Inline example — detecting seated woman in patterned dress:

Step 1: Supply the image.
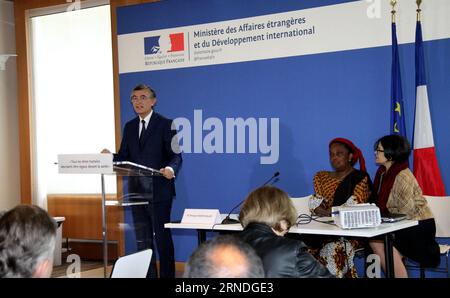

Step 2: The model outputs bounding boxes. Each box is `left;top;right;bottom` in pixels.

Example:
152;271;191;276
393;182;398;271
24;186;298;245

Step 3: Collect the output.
307;137;373;278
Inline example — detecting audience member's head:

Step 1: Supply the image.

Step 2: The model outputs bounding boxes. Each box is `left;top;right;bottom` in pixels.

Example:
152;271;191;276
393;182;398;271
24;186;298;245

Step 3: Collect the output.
0;205;57;278
239;186;297;236
184;235;264;278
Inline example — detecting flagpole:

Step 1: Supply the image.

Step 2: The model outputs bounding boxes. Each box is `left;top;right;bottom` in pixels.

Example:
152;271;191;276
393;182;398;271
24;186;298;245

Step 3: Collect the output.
416;0;422;22
390;0;397;23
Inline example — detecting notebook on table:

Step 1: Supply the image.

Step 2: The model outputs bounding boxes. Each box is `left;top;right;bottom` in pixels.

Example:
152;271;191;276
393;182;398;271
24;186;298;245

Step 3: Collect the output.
381;212;407;223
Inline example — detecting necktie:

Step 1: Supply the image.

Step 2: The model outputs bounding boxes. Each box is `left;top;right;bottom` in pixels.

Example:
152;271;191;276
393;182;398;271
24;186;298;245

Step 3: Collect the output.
139;120;146;147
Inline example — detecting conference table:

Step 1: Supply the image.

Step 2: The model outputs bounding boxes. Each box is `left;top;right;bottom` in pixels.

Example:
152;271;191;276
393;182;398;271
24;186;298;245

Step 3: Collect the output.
165;216;418;278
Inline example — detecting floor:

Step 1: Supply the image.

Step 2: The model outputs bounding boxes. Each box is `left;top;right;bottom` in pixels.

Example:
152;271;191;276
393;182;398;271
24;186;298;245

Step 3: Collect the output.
51;259;184;278
51;260;111;278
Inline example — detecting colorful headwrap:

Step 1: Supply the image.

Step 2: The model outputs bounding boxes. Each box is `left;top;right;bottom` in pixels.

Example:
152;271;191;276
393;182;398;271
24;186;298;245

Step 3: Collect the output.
329;137;366;172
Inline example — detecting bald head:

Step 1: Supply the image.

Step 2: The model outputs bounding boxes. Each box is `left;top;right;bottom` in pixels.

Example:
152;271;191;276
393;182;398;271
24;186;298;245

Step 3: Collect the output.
184;235;264;278
209;244;250;277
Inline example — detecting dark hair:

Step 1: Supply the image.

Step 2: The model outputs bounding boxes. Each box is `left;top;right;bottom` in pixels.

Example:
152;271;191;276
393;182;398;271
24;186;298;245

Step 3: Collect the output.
0;205;57;278
184;235;264;278
374;134;411;163
132;84;156;98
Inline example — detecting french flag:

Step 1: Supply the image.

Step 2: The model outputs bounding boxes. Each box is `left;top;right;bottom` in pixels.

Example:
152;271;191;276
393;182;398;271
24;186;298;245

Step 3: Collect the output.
168;33;184;52
413;19;446;196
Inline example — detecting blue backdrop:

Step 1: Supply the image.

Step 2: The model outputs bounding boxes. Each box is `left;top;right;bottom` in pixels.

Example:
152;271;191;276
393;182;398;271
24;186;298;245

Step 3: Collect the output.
116;0;450;271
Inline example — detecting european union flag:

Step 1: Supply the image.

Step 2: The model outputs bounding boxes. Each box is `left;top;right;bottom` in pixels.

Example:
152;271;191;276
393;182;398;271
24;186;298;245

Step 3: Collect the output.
390;22;406;137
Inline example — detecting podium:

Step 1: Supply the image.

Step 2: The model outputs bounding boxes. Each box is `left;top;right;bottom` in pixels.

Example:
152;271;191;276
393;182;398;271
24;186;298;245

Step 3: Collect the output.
100;161;162;277
57;154;162;278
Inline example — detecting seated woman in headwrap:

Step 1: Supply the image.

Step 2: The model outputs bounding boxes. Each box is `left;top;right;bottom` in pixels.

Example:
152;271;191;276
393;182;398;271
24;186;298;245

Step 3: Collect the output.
307;137;373;278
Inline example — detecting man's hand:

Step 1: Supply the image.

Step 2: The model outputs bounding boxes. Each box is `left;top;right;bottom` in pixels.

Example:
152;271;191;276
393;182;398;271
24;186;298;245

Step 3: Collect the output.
101;148;111;154
160;167;175;180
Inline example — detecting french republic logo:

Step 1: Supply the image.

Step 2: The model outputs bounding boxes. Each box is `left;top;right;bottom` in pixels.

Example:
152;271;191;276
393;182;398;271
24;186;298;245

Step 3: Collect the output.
144;33;184;55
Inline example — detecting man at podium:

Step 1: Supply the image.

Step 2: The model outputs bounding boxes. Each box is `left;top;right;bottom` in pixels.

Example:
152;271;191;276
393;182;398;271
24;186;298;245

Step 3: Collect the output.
103;84;182;278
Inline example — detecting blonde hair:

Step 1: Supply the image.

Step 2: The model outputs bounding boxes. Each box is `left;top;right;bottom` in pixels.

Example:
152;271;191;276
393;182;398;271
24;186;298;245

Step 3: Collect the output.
239;186;297;232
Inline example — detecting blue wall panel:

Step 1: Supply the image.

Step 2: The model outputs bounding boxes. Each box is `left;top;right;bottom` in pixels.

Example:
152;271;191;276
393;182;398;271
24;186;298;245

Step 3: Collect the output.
117;0;450;262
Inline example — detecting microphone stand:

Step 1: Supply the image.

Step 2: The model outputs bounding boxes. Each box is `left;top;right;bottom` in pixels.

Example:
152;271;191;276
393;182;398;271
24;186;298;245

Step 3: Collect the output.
221;172;280;224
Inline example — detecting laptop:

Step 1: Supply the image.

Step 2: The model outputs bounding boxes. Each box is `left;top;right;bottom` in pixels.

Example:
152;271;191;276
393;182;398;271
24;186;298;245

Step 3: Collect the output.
381;212;407;223
110;249;152;278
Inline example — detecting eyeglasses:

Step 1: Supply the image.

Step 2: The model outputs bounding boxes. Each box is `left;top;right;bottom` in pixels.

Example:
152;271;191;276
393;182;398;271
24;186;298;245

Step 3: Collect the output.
375;149;384;154
131;95;152;102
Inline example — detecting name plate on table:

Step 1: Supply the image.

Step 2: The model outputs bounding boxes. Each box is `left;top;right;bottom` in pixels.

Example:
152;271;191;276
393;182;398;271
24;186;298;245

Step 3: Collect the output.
181;209;221;225
58;154;113;174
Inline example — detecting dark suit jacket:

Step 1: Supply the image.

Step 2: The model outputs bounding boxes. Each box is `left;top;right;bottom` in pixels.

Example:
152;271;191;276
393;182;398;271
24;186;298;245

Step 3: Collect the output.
114;112;182;202
238;223;333;278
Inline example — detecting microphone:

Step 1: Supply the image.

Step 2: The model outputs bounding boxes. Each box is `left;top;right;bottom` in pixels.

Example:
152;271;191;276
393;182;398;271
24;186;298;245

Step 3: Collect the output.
221;171;280;224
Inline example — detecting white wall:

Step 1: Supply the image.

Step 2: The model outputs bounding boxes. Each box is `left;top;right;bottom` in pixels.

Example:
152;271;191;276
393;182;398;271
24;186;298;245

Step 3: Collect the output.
0;0;20;210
